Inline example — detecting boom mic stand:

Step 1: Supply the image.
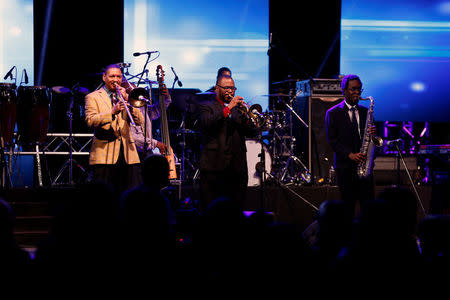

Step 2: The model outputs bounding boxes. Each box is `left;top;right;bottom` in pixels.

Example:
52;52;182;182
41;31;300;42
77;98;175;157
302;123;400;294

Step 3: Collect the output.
257;160;318;212
392;140;426;216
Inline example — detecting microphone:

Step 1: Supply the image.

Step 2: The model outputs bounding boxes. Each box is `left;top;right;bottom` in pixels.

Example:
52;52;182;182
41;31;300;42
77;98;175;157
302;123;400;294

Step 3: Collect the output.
3;66;15;80
267;32;272;56
386;138;403;146
171;67;183;87
24;69;29;84
133;51;159;57
138;95;151;103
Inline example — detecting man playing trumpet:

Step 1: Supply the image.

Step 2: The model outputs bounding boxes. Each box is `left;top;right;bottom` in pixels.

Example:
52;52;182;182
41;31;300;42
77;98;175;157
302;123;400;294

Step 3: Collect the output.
197;74;258;212
85;64;144;194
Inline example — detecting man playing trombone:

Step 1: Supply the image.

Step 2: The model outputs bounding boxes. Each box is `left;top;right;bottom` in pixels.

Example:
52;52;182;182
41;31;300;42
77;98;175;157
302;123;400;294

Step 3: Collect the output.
85;64;144;194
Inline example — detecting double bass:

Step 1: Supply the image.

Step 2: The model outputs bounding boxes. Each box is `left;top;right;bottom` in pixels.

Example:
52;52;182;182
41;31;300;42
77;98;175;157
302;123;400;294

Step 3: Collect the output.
156;65;177;180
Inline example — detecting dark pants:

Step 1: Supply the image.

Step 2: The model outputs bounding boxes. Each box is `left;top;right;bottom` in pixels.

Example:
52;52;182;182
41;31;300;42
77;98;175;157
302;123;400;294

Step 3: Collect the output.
92;145;142;196
336;167;374;219
200;168;248;213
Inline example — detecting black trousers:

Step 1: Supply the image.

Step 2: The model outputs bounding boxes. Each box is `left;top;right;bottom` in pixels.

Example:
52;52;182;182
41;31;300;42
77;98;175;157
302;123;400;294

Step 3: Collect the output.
92;145;142;196
336;167;375;219
200;168;248;213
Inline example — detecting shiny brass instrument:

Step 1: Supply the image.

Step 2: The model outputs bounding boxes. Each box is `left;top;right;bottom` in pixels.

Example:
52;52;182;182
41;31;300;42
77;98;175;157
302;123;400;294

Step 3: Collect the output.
357;96;383;178
120;76;149;108
113;83;138;132
237;102;266;128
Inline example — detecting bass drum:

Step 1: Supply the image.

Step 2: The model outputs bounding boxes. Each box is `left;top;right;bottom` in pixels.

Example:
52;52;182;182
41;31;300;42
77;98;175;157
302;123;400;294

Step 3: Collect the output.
0;83;18;147
246;139;272;187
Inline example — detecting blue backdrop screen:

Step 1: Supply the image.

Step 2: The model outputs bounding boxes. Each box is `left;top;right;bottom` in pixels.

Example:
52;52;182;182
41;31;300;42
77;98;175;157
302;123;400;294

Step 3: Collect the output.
124;0;269;110
341;0;450;122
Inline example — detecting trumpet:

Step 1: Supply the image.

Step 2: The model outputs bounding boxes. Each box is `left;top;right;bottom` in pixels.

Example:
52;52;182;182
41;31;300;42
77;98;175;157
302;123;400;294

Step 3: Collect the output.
237;102;265;128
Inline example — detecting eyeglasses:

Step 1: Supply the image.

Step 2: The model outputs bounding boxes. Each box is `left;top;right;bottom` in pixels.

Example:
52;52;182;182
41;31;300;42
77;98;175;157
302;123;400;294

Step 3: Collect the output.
217;85;237;91
347;87;364;93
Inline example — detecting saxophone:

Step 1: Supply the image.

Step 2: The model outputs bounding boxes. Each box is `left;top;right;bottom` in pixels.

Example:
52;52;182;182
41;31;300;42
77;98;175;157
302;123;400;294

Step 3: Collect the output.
357;96;383;179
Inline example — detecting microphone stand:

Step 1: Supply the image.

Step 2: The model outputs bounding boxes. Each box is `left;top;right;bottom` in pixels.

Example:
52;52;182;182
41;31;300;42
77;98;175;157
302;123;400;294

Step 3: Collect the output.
393;141;426;216
258;161;318;212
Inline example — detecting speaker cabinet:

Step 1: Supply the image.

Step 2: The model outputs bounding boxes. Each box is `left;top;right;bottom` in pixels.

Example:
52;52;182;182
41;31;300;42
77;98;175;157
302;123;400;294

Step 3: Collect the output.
294;79;343;184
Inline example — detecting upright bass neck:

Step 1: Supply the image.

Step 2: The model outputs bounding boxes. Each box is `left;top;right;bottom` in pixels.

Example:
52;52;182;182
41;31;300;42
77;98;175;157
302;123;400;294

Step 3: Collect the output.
156;65;177;180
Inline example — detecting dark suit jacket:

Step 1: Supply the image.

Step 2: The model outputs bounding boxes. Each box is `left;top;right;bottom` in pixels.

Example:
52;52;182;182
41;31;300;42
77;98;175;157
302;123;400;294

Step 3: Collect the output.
325;100;368;169
197;99;256;173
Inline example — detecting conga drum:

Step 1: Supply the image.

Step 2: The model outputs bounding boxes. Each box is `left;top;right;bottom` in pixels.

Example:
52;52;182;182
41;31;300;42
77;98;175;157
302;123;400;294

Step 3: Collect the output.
0;83;17;147
16;86;51;147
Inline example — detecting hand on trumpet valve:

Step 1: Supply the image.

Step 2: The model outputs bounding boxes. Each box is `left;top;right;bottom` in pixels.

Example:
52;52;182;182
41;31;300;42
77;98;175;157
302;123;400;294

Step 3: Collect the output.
228;96;245;110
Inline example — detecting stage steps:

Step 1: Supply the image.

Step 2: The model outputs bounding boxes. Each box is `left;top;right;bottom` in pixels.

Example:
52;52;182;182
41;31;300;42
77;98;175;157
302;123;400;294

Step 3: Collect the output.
3;188;58;251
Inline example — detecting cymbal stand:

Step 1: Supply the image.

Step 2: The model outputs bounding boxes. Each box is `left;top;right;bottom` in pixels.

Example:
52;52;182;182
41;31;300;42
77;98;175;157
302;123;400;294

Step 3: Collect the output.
278;90;311;184
52;85;87;186
176;113;199;183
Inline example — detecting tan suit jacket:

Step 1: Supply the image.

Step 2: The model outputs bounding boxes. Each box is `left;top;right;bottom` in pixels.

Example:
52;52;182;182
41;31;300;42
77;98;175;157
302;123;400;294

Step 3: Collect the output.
85;88;144;165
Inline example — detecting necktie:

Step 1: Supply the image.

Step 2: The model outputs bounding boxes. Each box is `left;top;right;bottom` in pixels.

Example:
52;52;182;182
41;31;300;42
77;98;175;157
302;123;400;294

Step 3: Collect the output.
350;107;361;151
111;93;117;106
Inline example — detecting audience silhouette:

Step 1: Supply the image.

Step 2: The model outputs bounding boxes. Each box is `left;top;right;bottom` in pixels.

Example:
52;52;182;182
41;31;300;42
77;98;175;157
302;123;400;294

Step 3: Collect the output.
3;165;450;297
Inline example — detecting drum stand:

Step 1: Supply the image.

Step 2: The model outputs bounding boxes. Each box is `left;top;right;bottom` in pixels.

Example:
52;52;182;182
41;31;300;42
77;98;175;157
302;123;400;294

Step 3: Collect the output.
52;89;87;186
0;130;13;190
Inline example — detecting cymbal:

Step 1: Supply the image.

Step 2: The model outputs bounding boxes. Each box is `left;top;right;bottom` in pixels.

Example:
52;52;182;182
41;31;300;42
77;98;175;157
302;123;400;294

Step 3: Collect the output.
271;78;300;85
52;86;70;94
130;80;158;85
73;86;89;94
196;91;216;95
261;93;290;97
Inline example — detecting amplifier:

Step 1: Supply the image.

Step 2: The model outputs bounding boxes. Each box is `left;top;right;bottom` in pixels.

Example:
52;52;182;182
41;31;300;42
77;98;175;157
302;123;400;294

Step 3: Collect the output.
373;156;419;186
297;78;343;97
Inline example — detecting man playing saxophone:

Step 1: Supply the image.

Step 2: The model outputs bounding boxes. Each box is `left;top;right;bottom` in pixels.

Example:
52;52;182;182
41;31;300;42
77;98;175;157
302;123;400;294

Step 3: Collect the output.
325;74;377;220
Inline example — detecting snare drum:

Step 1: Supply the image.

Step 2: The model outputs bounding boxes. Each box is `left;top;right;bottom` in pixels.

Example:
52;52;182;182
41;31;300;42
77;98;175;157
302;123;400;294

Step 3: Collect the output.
246;139;272;186
0;83;18;146
16;86;51;146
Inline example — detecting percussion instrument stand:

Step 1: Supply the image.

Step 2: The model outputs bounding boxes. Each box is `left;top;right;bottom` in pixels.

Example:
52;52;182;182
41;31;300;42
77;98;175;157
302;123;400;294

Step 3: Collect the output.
393;141;426;216
52;88;87;186
0;130;13;189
